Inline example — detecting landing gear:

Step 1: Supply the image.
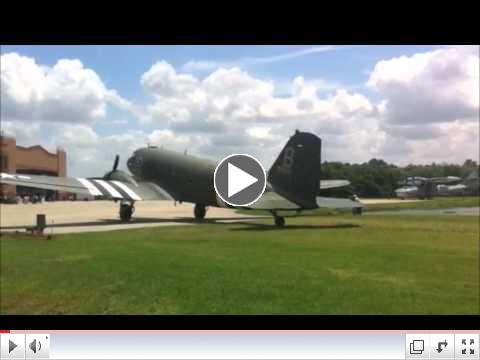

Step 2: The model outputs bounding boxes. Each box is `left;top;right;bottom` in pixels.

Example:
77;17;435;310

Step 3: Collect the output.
119;202;134;222
194;204;206;220
271;211;286;227
274;214;285;227
352;207;362;215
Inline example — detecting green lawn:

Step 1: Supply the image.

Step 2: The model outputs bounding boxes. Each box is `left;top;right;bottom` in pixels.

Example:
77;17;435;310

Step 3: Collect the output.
1;212;478;314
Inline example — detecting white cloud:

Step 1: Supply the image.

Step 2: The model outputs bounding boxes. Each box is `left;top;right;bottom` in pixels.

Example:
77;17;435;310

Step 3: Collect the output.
147;129;193;151
383;121;480;165
366;46;480;163
272;77;350;97
60;130;150;177
0;52;139;177
137;61;383;166
140;63;377;128
367;46;479;125
139;66;275;130
1;52;132;124
2;47;478;179
56;124;99;148
1;120;42;145
246;126;274;140
141;61;198;97
380;123;443;140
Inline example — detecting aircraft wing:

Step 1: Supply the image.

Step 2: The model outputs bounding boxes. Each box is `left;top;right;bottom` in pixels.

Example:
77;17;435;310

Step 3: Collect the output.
319;179;350;189
0;172;173;201
430;176;462;184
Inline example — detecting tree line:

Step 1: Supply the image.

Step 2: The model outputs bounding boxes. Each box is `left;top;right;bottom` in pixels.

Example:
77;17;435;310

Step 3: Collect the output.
320;159;479;198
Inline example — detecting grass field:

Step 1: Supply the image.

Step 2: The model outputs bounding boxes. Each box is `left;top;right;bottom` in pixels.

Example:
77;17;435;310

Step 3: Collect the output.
1;209;479;314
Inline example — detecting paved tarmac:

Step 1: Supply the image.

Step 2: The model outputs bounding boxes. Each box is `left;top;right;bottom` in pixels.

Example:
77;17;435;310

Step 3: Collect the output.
365;207;480;216
359;199;420;205
0;198;422;234
0;201;263;234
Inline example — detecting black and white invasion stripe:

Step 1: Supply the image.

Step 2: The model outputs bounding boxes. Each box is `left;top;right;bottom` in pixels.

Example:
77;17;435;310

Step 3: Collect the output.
77;178;142;201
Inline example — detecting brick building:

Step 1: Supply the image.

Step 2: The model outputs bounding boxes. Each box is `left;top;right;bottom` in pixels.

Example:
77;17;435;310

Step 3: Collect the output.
0;135;68;200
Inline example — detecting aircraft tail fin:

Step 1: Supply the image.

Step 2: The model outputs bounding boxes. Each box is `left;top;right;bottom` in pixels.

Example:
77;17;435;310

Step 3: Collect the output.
267;130;321;208
466;170;479;180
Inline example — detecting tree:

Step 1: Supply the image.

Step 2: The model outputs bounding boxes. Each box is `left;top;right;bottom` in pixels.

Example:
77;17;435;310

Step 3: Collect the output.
320;158;478;198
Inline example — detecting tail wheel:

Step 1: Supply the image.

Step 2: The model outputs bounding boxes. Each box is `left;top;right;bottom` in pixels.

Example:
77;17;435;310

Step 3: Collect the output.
274;216;285;227
352;207;362;216
194;204;206;220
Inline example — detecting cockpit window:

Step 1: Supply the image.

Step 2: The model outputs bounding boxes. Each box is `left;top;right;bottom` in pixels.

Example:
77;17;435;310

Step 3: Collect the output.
127;152;144;175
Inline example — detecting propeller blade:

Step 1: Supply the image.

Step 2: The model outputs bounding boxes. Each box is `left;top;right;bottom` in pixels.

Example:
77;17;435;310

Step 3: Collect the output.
113;155;120;171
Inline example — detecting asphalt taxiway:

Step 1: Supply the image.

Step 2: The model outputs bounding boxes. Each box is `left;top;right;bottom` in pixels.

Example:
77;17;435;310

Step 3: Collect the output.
365;206;480;216
0;198;423;234
0;200;263;234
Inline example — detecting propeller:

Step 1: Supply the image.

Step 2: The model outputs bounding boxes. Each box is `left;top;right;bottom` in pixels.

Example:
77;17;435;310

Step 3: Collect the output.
103;155;120;180
113;155;119;171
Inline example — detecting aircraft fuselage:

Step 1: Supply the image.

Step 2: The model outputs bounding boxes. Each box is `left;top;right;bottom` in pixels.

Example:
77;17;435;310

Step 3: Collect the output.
127;147;220;207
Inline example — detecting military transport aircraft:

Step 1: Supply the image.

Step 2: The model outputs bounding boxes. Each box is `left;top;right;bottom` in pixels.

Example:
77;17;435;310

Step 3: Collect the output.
395;175;463;200
0;130;362;227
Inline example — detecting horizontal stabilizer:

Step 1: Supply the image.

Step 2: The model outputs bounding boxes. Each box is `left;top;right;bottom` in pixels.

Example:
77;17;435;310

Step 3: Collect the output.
319;179;350;189
247;191;300;210
316;196;363;209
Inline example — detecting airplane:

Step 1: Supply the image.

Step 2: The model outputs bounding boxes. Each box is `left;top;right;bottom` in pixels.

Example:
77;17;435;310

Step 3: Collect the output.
437;170;480;196
0;130;363;227
395;175;462;200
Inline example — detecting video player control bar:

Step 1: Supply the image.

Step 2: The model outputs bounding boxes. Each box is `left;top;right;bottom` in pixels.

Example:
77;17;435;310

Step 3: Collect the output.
1;332;479;359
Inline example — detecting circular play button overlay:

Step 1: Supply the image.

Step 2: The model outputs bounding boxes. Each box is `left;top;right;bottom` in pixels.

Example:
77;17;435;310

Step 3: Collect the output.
214;154;266;207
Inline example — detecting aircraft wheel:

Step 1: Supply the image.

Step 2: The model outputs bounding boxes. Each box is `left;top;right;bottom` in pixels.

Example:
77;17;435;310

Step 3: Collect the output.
352;207;362;215
119;203;133;222
274;216;285;227
194;204;206;220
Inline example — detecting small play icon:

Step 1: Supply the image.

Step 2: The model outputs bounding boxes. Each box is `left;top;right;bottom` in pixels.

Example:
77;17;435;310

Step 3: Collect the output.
9;340;18;353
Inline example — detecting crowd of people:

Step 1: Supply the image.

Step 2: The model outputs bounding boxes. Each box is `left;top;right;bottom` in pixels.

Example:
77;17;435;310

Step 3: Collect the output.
1;194;48;204
0;193;77;204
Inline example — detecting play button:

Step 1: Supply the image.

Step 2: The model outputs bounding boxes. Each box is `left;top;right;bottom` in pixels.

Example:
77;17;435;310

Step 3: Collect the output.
214;154;266;206
9;340;17;353
228;163;258;197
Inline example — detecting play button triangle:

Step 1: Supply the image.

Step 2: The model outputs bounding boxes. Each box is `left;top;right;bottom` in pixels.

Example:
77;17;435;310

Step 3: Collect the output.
9;339;18;353
228;162;258;197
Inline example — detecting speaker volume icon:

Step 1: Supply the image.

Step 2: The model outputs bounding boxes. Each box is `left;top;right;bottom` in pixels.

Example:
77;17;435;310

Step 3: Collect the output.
29;339;42;354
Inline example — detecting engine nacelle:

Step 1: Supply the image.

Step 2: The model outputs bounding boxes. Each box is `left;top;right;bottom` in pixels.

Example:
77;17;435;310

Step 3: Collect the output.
104;170;137;185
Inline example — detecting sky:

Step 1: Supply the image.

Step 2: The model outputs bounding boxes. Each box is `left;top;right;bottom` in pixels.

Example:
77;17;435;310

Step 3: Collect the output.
1;45;479;177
